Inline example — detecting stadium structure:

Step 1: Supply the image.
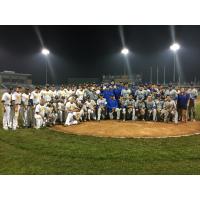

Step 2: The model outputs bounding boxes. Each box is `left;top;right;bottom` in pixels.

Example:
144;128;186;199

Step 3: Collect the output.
102;74;142;84
0;70;34;89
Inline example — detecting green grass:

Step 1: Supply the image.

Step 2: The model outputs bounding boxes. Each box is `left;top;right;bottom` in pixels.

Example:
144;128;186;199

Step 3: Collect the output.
1;128;200;174
0;95;200;174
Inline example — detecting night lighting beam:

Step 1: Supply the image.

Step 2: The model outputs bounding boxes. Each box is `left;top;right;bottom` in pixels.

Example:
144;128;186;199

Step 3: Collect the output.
41;48;50;84
121;48;129;55
170;43;180;82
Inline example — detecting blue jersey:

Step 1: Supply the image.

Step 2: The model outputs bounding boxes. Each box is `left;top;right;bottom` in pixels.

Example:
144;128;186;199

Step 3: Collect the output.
177;93;190;109
107;98;119;111
113;87;122;100
102;89;114;101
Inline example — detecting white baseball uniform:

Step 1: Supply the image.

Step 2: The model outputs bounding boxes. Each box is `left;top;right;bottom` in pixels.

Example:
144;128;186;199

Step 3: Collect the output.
1;92;12;130
12;91;22;130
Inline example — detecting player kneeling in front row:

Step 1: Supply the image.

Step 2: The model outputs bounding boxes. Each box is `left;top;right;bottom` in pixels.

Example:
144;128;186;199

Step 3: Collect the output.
119;96;127;121
155;94;164;121
125;94;136;121
161;95;178;124
97;94;107;121
65;111;80;126
135;97;146;121
34;99;46;129
85;98;96;121
107;95;121;120
45;102;58;126
145;95;156;121
64;97;80;126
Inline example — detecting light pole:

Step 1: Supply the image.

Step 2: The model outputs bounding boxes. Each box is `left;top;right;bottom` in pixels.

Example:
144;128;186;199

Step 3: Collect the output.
41;48;50;85
170;43;180;83
121;47;129;76
163;65;166;85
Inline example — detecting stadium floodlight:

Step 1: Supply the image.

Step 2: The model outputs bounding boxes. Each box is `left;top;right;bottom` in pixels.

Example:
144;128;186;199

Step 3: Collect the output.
170;43;180;83
170;43;180;52
41;48;50;84
121;47;129;55
41;48;50;56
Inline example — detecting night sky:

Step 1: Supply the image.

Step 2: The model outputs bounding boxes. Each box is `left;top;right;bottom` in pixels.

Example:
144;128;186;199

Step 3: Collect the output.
0;25;200;84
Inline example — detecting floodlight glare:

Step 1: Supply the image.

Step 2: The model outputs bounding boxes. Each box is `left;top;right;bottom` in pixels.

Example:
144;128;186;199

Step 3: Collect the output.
121;48;129;55
41;48;50;56
170;43;180;52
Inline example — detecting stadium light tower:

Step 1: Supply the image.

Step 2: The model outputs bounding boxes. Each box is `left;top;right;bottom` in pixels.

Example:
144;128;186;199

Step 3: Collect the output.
121;47;129;75
41;48;50;84
170;43;180;83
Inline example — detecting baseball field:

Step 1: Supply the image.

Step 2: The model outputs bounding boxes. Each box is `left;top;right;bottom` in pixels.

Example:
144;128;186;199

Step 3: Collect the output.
0;98;200;174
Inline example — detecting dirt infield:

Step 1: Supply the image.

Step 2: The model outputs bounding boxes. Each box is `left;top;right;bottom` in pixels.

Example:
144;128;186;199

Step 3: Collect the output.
52;121;200;138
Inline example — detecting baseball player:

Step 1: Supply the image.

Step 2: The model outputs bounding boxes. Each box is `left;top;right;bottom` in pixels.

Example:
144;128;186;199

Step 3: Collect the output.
135;85;146;100
187;83;198;121
51;84;58;99
34;99;46;129
125;94;136;121
1;87;13;130
96;94;107;121
57;85;66;99
121;84;131;99
135;97;146;121
40;84;53;103
45;102;58;126
64;97;80;126
145;95;157;121
76;86;85;101
21;88;30;127
165;84;178;102
162;95;178;123
107;95;121;120
30;86;42;106
12;86;22;130
155;94;164;121
85;98;96;120
119;96;127;121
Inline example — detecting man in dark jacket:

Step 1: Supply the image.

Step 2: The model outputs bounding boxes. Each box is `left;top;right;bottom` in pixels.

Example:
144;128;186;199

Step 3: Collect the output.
177;88;190;122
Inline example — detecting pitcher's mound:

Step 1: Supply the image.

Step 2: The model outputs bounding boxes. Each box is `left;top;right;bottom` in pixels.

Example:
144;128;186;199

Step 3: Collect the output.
52;121;200;138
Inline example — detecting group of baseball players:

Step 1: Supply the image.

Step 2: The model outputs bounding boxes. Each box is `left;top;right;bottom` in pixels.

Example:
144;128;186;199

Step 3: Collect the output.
1;82;198;130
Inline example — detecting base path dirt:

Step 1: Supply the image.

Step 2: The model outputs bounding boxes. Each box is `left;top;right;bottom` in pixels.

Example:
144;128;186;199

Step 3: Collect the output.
52;121;200;138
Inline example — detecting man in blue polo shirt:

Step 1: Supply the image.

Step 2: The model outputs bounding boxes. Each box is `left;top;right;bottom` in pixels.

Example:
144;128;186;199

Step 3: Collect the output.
107;95;121;120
